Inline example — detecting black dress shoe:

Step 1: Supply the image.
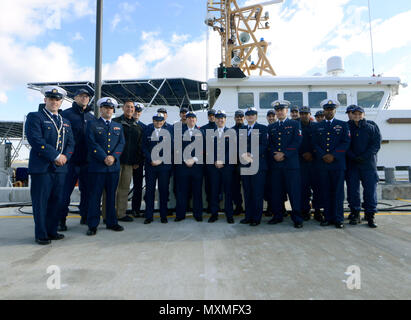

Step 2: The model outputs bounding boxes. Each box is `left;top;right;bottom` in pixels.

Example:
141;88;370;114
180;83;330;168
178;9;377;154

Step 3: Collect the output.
194;216;203;222
208;215;218;223
48;233;65;240
250;221;260;226
240;218;251;224
144;218;153;224
103;219;106;225
367;219;377;228
118;216;133;222
86;228;97;236
335;222;344;229
264;211;273;217
267;218;283;225
294;222;303;229
58;223;67;232
174;217;185;222
35;238;51;245
107;224;124;231
349;211;361;225
227;217;235;224
161;218;168;224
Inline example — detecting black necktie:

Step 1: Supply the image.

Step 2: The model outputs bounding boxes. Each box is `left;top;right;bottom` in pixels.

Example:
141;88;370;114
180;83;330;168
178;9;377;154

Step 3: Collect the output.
52;114;60;127
106;120;110;127
326;120;332;128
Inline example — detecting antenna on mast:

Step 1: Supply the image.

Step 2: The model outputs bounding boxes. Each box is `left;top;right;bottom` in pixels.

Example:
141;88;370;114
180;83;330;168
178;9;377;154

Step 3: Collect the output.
205;0;283;76
368;0;376;77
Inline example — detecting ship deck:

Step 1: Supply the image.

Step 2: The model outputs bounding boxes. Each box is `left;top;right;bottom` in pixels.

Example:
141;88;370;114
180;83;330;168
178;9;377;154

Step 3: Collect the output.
0;202;410;300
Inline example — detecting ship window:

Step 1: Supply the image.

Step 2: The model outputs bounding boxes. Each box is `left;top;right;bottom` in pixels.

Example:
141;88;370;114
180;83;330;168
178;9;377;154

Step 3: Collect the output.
308;92;327;108
357;91;384;109
284;92;303;108
259;92;279;109
238;92;254;109
337;93;347;106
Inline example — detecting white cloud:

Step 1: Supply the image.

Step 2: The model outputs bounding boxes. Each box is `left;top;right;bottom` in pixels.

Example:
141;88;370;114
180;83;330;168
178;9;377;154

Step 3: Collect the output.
119;2;140;12
111;14;122;31
72;32;84;41
0;92;8;103
171;33;190;44
0;36;93;95
0;0;93;39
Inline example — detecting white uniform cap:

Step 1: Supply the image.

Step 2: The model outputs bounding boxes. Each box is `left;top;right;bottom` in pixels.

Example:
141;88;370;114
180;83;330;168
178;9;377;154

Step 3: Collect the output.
320;99;340;108
97;97;118;109
41;86;67;99
271;100;291;108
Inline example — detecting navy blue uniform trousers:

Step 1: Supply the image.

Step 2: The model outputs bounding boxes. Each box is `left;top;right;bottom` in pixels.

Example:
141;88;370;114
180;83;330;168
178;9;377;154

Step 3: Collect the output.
300;162;323;213
131;164;144;213
319;169;345;223
144;166;171;220
206;165;234;218
271;168;303;224
346;166;378;215
31;173;66;240
175;165;203;219
60;163;89;221
232;165;243;209
87;172;120;229
242;169;266;222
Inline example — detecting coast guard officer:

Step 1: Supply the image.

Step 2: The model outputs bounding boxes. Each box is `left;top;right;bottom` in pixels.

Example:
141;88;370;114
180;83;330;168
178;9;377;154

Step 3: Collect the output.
204;110;235;223
239;107;268;226
290;105;300;120
130;102;147;217
298;106;323;221
346;106;381;228
264;109;276;216
85;97;125;235
202;109;217;212
312;99;351;228
179;107;189;125
157;107;174;132
25;86;75;245
267;100;303;228
174;111;204;222
143;113;174;224
231;110;245;215
345;105;355;121
59;89;95;231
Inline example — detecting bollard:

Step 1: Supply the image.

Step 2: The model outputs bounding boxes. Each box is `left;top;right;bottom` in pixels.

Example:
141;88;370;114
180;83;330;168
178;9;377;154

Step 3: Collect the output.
384;167;396;184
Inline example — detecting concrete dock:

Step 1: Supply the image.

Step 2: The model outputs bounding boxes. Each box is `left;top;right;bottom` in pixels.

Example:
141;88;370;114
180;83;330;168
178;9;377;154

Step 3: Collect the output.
0;203;410;300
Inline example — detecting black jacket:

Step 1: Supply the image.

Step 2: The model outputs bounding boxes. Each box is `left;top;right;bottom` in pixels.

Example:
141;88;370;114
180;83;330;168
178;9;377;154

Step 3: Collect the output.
112;115;143;165
61;102;96;165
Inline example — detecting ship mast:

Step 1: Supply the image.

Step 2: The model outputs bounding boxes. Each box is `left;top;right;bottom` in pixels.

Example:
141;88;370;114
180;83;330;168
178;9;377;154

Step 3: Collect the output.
206;0;282;76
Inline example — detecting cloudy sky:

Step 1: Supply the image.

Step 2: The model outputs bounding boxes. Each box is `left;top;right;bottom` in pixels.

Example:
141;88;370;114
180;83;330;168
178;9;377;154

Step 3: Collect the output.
0;0;410;121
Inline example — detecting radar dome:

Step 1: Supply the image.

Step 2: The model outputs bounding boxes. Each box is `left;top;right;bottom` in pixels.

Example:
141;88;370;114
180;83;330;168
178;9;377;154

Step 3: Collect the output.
326;56;345;76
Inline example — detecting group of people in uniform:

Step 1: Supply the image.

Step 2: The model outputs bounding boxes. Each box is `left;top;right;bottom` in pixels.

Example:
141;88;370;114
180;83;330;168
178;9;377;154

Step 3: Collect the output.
25;85;381;245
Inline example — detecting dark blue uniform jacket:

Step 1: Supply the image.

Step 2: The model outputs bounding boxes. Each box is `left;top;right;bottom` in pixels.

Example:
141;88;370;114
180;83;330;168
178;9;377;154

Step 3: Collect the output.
25;110;75;174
